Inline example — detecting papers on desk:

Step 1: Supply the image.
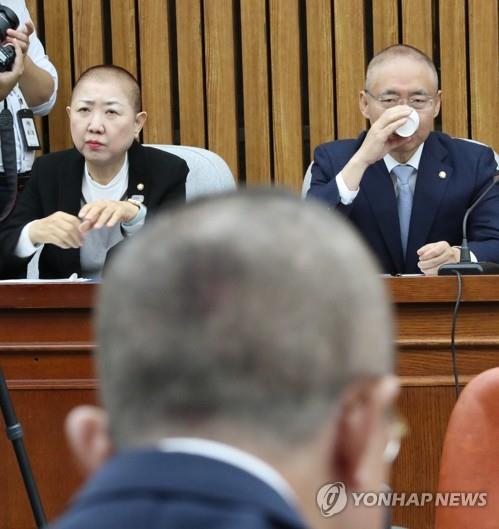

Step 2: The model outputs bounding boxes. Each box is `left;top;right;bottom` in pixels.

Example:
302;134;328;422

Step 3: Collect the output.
0;273;92;284
380;273;424;277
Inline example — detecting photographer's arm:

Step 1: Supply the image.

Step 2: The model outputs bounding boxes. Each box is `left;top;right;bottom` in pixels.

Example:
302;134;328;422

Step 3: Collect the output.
18;55;54;107
6;21;55;107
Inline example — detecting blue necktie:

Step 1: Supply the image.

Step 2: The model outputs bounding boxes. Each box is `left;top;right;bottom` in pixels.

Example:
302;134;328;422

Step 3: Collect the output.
393;164;414;258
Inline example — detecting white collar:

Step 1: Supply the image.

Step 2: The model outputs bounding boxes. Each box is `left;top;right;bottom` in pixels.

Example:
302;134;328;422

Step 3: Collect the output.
84;154;129;189
384;142;424;173
157;437;296;505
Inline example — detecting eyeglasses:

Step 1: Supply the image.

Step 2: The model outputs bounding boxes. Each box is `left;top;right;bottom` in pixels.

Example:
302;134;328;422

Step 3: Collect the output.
364;89;436;110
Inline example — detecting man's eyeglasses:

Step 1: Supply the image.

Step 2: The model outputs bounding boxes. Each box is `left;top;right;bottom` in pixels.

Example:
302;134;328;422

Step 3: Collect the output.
364;89;436;110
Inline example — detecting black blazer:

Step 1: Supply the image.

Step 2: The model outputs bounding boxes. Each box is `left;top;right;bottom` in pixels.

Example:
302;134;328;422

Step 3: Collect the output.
49;450;309;529
0;142;188;279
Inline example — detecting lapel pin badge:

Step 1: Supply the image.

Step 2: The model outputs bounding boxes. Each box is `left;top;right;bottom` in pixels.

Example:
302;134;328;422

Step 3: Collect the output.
438;171;447;179
137;183;144;191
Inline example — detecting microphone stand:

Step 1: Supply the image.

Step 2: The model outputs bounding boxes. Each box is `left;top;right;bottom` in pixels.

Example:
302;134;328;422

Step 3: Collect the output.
439;172;499;275
0;368;47;528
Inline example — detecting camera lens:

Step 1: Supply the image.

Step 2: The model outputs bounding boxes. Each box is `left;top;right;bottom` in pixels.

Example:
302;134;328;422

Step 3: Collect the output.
0;5;19;41
0;43;15;72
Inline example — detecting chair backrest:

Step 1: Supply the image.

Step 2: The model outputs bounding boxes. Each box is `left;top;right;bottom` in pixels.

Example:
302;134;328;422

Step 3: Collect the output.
302;162;313;198
464;138;499;169
301;138;499;199
145;144;236;201
434;367;499;529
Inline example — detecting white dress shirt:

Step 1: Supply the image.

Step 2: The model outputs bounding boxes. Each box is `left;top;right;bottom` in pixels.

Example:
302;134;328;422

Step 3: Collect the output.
158;437;296;506
0;0;58;173
336;143;424;204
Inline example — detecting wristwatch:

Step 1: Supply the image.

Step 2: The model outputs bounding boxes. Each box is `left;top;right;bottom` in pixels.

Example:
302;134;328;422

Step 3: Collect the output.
122;197;147;228
127;198;142;210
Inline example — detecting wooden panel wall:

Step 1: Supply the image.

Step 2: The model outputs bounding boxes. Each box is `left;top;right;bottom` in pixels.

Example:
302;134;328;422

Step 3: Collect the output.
306;0;334;160
468;0;498;146
138;0;174;144
241;0;272;185
372;0;398;52
439;0;468;138
26;1;498;191
204;0;239;177
72;0;105;76
334;0;366;139
270;0;303;189
176;0;206;147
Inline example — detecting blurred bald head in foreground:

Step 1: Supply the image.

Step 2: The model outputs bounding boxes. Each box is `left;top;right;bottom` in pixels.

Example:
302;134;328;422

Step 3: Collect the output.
54;190;399;529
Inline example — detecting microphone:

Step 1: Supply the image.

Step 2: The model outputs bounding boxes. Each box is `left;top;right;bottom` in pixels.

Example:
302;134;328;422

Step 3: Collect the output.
439;170;499;275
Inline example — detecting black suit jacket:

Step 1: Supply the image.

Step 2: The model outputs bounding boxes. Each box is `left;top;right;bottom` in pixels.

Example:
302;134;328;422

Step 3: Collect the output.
308;132;499;274
49;450;308;529
0;142;187;279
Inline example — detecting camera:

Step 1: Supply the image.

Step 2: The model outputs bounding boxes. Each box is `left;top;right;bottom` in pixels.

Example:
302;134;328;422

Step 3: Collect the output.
0;4;18;72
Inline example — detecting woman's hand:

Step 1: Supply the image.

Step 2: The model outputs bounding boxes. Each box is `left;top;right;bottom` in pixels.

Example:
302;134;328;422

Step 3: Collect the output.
78;200;139;232
29;211;84;249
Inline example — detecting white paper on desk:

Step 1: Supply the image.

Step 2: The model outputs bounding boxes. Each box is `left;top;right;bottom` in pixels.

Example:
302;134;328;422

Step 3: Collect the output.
0;274;92;284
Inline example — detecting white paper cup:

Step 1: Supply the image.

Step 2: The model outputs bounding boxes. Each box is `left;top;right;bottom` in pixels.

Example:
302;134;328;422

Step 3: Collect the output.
395;109;419;137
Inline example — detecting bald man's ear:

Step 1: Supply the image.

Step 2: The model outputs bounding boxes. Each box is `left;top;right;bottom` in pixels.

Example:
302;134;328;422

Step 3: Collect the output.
359;91;370;120
329;376;399;490
65;405;113;477
433;90;442;118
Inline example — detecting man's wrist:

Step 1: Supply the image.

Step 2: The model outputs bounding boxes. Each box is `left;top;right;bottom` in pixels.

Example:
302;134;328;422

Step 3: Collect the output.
336;172;359;205
349;152;370;172
342;155;368;192
0;76;19;99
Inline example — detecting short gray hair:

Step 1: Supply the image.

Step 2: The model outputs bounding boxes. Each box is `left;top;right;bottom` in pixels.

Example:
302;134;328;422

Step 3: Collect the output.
366;44;439;91
97;190;393;449
73;64;141;113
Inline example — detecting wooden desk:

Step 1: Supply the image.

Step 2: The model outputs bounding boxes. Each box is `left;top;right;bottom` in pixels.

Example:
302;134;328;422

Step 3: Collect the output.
387;275;499;528
1;277;499;529
0;283;97;528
